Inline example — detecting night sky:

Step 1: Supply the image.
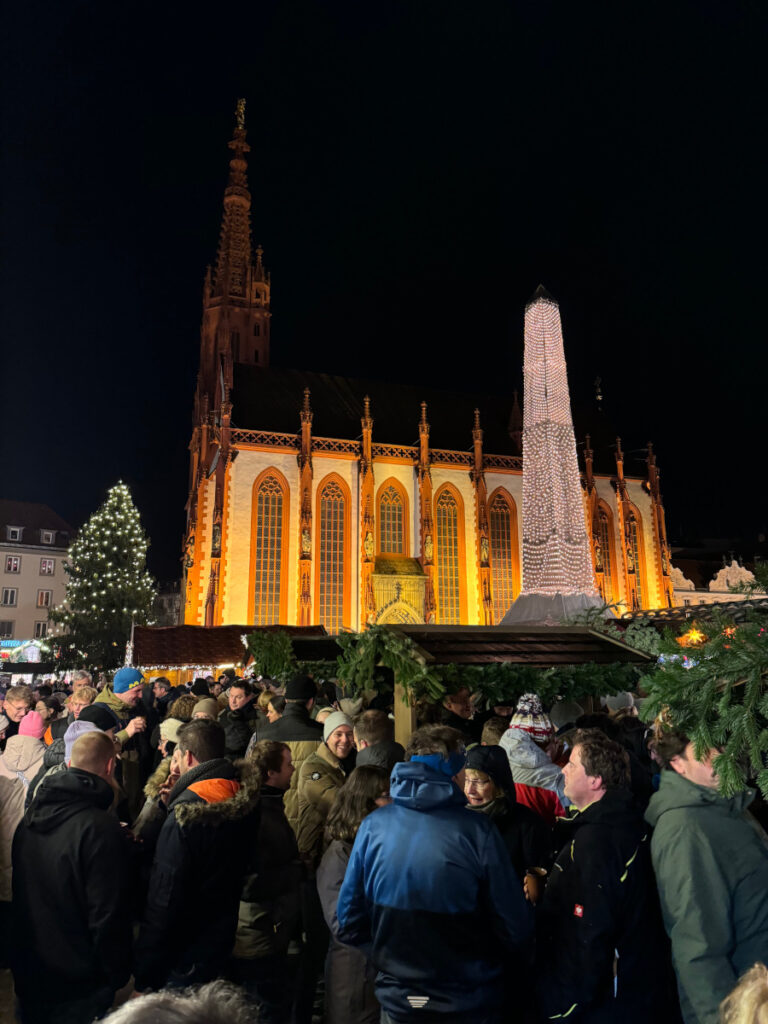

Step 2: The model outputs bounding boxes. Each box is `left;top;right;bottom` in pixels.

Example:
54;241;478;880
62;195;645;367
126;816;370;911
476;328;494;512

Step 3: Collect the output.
3;1;766;581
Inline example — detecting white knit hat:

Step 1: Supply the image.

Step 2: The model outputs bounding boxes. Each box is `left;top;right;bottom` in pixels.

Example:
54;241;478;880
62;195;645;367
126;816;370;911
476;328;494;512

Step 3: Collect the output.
323;710;353;743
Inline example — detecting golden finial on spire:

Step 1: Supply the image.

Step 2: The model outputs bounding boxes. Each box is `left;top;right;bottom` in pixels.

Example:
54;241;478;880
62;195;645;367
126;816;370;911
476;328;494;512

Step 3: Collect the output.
235;98;246;130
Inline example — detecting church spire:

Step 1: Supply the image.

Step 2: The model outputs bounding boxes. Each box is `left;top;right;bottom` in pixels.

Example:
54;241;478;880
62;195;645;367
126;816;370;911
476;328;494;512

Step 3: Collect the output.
213;99;253;298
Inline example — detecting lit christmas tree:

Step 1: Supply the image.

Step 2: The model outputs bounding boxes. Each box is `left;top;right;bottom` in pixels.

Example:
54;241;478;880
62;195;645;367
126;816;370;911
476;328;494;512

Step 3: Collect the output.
503;286;604;623
50;482;157;668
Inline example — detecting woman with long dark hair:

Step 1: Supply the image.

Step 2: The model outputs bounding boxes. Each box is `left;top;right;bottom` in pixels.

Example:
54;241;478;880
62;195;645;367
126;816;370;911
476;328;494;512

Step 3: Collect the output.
317;765;390;1024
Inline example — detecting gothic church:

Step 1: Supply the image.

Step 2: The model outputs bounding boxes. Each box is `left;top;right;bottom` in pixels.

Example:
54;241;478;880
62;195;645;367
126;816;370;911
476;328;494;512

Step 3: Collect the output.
183;106;675;631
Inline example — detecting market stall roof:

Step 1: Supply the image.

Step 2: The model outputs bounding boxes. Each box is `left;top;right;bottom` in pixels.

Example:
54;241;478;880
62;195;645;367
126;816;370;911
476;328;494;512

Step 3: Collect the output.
383;625;652;666
622;597;768;628
131;624;328;670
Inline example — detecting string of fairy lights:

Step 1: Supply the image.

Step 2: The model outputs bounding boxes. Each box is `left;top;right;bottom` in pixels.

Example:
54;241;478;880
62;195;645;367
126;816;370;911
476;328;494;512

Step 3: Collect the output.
520;294;598;597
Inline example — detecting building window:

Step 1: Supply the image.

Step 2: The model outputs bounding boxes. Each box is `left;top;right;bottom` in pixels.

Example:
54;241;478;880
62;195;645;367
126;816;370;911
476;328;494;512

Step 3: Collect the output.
253;323;260;337
37;590;53;608
5;556;20;574
378;483;406;555
597;510;614;601
435;488;462;624
0;622;13;639
628;514;644;608
34;621;48;639
40;558;55;575
41;530;55;544
253;476;284;625
318;478;348;632
489;492;516;624
7;527;20;542
1;589;17;607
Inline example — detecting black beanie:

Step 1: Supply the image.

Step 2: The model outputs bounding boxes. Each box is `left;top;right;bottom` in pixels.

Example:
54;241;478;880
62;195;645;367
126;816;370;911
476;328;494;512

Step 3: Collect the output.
465;745;516;801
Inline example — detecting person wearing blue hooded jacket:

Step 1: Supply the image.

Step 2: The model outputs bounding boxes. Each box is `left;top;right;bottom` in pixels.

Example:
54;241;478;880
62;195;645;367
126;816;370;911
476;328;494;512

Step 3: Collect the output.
336;724;534;1024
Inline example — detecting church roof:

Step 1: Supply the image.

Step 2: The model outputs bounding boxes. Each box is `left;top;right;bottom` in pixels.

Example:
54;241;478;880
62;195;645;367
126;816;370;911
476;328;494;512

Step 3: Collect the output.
231;364;629;472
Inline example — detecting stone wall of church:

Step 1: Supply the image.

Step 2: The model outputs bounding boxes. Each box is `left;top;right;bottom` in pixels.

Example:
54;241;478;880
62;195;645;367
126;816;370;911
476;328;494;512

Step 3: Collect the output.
186;444;667;628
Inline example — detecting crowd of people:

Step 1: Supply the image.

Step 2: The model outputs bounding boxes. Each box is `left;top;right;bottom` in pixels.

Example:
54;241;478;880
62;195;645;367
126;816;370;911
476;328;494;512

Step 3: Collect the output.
0;669;767;1024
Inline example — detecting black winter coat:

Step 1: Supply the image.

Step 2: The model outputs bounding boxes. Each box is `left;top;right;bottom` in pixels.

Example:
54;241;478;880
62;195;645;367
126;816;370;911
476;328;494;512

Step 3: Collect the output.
260;702;323;742
11;768;132;1000
234;785;302;959
134;757;260;992
537;788;671;1023
474;796;553;881
218;702;261;758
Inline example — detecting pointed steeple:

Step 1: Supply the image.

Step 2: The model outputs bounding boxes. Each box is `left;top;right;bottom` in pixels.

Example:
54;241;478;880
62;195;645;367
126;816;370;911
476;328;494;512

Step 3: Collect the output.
213;98;253;299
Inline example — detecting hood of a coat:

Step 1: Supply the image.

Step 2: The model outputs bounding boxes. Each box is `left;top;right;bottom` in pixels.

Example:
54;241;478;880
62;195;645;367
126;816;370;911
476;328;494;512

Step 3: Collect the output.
500;727;551;769
23;766;114;833
169;757;260;828
645;768;754;828
1;735;45;774
390;760;467;812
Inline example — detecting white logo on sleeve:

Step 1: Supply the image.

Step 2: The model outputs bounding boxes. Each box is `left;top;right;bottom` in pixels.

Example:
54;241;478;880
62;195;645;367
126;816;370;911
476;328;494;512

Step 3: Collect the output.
406;996;430;1009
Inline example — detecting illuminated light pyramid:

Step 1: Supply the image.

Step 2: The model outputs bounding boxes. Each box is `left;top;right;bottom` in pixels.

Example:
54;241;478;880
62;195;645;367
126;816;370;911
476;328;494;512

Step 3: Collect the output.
502;285;605;624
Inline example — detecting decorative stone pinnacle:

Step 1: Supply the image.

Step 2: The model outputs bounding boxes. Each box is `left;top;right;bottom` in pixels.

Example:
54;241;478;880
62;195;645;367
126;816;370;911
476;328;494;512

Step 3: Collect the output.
473;408;481;430
302;387;311;413
235;97;246;130
363;395;371;418
420;401;428;424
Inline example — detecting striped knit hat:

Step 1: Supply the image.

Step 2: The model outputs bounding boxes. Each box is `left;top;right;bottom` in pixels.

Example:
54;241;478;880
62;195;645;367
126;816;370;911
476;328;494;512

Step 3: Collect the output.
509;693;554;743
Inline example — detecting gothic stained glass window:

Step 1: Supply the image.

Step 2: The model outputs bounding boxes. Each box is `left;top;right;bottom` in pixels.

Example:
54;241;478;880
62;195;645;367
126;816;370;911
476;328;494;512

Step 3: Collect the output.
319;480;346;632
490;493;516;624
629;514;644;608
379;484;405;554
436;489;461;624
253;476;283;624
598;510;614;598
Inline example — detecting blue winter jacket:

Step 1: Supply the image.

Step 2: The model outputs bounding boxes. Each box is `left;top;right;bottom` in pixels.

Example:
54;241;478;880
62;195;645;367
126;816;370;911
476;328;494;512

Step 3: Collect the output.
337;759;534;1020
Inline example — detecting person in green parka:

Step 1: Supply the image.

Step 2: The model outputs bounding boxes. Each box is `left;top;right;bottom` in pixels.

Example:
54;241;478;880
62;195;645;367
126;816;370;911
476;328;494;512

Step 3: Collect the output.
646;729;768;1024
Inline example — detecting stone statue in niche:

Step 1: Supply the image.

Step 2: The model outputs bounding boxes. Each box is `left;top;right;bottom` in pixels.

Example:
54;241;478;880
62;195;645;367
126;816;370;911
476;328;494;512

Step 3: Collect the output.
480;536;489;564
211;522;221;555
662;549;670;575
424;534;433;561
364;532;374;559
625;541;635;573
301;528;312;556
593;538;603;573
184;534;195;570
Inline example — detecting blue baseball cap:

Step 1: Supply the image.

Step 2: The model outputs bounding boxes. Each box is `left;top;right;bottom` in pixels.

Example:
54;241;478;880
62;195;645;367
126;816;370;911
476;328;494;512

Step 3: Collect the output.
113;667;144;694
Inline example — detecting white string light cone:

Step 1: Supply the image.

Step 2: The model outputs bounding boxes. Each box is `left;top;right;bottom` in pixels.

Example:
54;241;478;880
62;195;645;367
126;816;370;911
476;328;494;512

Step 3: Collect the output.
502;286;607;624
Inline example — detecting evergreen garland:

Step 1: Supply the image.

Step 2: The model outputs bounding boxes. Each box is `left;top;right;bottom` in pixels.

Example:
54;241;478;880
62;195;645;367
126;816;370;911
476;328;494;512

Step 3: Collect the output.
243;630;297;681
50;482;156;670
640;605;768;798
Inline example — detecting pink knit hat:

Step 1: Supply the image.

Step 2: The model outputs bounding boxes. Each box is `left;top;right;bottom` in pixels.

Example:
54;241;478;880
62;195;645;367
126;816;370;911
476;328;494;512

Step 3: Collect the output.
18;711;45;739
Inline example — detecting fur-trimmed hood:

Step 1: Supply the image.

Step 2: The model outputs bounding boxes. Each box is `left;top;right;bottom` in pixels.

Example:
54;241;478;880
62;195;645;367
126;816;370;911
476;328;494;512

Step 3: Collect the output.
169;757;260;829
143;758;172;801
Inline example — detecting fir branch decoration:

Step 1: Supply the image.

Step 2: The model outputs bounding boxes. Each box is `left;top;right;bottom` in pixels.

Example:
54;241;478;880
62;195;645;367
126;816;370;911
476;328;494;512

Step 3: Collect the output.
640;608;768;798
244;630;297;682
335;626;445;703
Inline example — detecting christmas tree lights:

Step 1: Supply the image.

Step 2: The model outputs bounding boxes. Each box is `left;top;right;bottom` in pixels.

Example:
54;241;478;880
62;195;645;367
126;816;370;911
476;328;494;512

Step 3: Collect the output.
49;482;157;668
503;287;603;624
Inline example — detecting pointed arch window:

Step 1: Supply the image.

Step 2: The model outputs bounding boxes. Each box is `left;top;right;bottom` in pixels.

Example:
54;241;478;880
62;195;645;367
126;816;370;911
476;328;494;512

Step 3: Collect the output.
317;476;350;632
596;505;617;605
628;512;645;608
489;491;518;624
377;480;409;555
250;471;289;625
435;487;466;624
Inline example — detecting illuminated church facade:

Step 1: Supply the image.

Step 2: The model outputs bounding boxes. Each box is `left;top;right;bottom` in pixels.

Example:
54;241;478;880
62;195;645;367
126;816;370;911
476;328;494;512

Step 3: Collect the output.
183;106;675;631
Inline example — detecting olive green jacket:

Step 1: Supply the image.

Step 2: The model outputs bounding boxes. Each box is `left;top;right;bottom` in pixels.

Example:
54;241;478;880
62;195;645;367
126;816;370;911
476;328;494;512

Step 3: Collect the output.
296;743;346;865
